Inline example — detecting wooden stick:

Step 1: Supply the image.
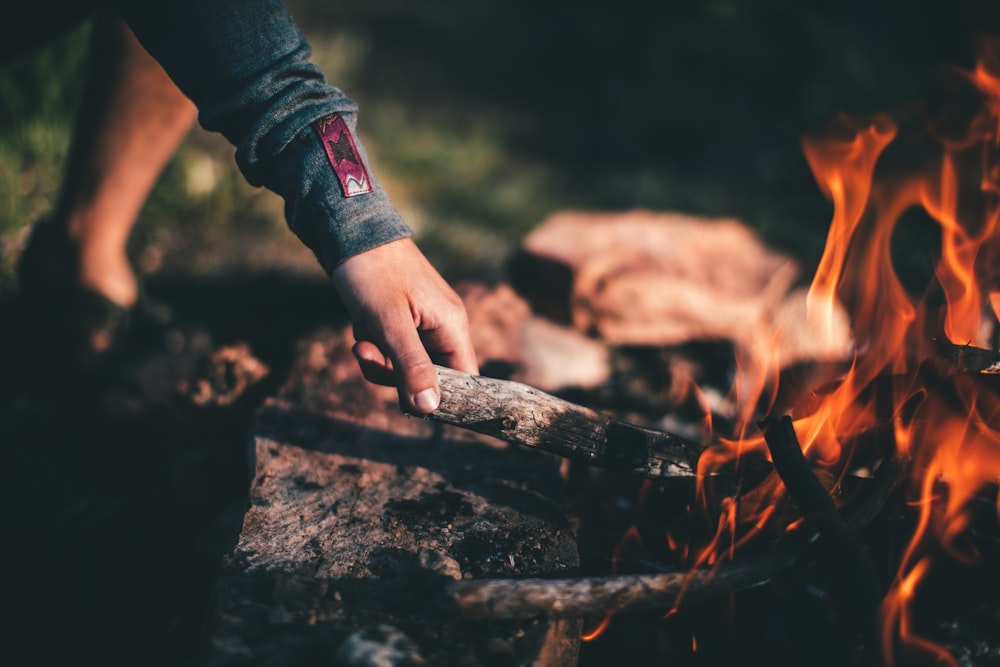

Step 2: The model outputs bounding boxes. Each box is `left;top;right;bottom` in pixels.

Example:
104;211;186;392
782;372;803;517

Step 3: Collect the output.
760;415;882;624
447;545;801;619
445;443;907;620
933;339;1000;374
423;365;704;480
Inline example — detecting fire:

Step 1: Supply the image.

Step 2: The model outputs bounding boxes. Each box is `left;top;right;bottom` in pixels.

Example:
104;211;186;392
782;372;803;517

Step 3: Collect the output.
597;36;1000;663
779;37;1000;663
800;39;1000;665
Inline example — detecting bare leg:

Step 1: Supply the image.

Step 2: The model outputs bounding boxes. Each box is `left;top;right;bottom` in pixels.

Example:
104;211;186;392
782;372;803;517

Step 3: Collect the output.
52;14;197;309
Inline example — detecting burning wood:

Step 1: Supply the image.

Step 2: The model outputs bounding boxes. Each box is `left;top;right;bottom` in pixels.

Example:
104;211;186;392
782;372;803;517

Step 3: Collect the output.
760;414;881;626
446;545;801;620
444;441;908;620
208;37;1000;665
416;337;996;631
934;339;1000;374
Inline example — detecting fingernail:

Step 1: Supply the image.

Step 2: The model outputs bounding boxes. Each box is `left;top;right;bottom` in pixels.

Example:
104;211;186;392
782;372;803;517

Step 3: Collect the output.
412;388;440;413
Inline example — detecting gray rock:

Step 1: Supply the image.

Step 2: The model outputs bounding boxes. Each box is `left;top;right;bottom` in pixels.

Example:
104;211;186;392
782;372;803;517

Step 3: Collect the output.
200;327;582;667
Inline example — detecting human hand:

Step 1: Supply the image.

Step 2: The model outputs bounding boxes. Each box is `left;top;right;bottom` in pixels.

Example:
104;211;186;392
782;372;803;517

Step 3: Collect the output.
331;237;479;414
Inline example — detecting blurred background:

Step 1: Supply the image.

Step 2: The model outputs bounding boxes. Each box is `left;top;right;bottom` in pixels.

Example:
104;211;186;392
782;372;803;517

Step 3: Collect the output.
0;0;983;293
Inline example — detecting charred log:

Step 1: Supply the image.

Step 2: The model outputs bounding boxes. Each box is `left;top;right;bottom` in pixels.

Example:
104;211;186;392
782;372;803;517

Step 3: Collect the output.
446;435;908;620
446;544;800;619
759;415;882;631
934;339;1000;374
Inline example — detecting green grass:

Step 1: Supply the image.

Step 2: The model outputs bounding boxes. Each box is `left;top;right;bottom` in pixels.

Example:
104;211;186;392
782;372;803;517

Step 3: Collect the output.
0;24;89;292
0;20;284;294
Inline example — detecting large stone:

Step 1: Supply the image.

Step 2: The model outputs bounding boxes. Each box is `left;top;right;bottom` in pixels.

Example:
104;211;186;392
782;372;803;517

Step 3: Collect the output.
201;327;582;667
509;210;852;368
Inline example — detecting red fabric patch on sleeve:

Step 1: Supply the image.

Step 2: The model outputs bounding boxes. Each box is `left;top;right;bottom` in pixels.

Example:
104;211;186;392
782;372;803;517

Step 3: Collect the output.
312;114;373;197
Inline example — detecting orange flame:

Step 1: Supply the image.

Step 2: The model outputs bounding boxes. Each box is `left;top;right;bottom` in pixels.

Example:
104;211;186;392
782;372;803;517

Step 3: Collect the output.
590;37;1000;664
624;35;1000;665
804;36;1000;661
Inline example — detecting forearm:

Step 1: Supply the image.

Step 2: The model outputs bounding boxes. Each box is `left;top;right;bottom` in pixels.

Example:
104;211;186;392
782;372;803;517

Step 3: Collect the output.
109;0;411;271
106;0;478;408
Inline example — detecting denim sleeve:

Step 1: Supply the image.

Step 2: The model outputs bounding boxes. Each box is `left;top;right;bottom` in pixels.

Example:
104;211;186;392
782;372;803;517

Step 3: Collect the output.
110;0;412;273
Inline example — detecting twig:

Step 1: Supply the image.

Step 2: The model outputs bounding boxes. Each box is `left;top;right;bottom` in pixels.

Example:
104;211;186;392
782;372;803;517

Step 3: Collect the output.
932;339;1000;374
445;441;908;620
759;414;882;627
446;545;800;619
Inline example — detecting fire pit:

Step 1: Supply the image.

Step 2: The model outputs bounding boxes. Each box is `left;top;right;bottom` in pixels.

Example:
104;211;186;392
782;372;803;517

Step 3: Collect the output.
200;37;1000;667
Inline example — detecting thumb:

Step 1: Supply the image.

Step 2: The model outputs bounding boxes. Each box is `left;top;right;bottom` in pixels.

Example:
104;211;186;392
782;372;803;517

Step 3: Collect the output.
384;326;441;414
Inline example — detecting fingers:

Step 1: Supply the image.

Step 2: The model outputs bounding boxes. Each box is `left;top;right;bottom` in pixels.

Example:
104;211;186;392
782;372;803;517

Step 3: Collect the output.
418;320;479;377
378;317;444;414
354;335;440;413
333;238;479;415
355;309;478;415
